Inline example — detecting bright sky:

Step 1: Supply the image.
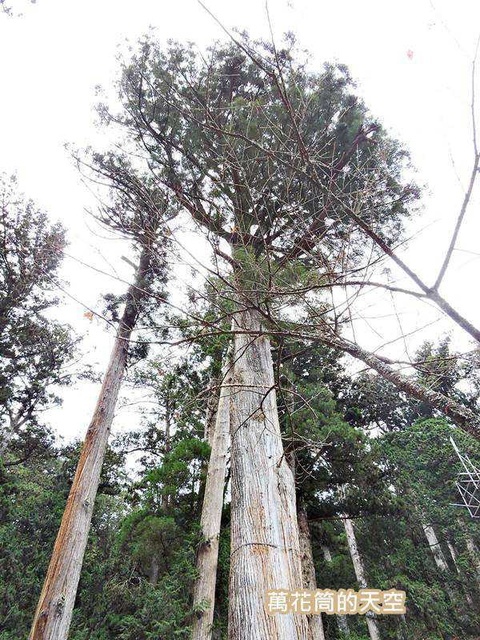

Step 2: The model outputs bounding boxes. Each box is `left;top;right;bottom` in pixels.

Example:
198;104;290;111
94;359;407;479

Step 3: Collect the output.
1;0;479;442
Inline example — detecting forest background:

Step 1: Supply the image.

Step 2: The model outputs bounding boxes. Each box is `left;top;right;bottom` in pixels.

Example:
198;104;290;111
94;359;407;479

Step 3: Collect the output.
2;2;480;640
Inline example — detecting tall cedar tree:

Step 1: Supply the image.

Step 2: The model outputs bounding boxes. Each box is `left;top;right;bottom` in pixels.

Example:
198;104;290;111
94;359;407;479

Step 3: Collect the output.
97;36;433;638
30;156;175;640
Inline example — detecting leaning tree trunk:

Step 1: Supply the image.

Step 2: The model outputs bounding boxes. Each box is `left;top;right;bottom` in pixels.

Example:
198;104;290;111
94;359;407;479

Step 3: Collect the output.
343;516;381;640
191;355;233;640
326;335;479;437
297;505;326;640
30;247;152;640
228;307;309;640
321;543;350;636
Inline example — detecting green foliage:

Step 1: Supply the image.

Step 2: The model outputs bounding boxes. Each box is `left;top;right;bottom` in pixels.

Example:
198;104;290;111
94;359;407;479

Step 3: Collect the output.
0;173;75;456
2;31;479;640
0;445;69;636
100;33;420;326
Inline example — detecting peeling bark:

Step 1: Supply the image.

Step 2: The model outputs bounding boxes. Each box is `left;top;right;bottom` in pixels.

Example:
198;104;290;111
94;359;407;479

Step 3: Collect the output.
191;356;233;640
228;308;309;639
30;246;153;640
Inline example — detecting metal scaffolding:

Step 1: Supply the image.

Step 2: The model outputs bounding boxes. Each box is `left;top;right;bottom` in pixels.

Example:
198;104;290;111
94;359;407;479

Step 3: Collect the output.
450;436;480;519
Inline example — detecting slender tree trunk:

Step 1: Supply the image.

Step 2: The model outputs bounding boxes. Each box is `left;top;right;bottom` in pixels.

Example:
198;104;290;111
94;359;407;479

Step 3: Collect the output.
421;514;462;603
30;247;152;640
422;523;449;572
0;415;20;457
204;373;221;445
228;307;309;640
457;519;480;585
325;335;479;436
446;540;460;574
343;516;381;640
297;506;325;640
149;556;160;586
445;537;474;605
191;356;233;640
464;532;480;584
321;544;350;636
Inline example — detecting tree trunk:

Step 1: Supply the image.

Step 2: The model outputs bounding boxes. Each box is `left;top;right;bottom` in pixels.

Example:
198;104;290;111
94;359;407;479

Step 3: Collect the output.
191;356;233;640
30;247;152;640
456;518;480;588
325;335;479;437
204;373;221;445
297;506;325;640
0;415;20;457
228;307;309;640
343;516;381;640
395;615;408;640
321;544;350;636
149;555;160;586
445;538;474;605
422;523;449;572
421;515;462;603
446;540;460;574
464;533;480;584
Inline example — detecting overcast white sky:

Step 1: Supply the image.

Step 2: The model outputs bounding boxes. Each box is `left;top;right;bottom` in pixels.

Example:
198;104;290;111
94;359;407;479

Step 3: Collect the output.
1;0;479;442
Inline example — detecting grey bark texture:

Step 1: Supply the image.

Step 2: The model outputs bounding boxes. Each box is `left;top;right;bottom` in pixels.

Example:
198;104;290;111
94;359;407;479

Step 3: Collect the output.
343;516;381;640
421;519;475;608
297;506;326;640
422;523;449;572
191;356;233;640
228;308;309;639
30;247;152;640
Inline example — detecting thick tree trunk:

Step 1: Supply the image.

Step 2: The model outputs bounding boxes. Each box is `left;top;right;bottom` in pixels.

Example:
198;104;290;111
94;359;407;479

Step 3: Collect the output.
297;506;326;640
191;357;233;640
228;307;309;640
30;248;151;640
321;544;350;636
343;516;381;640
